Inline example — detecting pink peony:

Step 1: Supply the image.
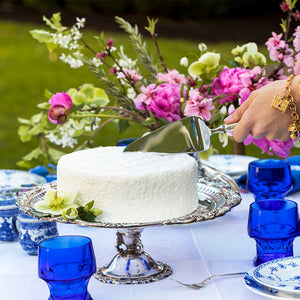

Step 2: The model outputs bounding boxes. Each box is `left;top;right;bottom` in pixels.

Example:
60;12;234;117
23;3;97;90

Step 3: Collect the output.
135;83;181;122
184;89;214;121
212;67;265;104
48;92;73;124
244;135;294;157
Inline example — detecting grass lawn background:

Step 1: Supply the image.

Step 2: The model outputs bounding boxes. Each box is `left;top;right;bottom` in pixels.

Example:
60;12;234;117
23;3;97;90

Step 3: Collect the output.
0;19;296;170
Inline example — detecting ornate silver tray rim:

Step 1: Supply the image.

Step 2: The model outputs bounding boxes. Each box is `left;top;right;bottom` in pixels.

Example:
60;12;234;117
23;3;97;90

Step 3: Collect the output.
16;164;241;229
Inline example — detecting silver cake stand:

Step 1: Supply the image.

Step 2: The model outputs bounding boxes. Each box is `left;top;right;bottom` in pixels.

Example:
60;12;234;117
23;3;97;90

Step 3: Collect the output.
16;163;241;285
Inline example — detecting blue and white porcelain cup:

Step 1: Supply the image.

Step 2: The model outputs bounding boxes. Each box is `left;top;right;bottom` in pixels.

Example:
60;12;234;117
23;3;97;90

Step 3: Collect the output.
0;190;19;241
16;185;59;255
16;211;59;255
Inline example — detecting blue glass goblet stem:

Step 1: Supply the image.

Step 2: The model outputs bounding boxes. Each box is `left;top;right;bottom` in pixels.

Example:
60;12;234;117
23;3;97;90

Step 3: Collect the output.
38;235;96;300
247;159;293;200
248;199;298;266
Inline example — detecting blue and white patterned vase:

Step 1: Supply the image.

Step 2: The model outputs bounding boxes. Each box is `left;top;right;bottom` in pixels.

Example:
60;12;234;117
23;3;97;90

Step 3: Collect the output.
0;190;19;241
17;211;59;255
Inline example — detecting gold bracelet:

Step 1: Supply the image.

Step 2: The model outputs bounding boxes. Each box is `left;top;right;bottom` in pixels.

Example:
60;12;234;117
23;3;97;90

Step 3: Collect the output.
271;74;300;140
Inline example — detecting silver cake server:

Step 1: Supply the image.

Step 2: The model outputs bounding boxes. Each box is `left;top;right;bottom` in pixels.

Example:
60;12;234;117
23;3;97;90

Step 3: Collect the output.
124;116;237;153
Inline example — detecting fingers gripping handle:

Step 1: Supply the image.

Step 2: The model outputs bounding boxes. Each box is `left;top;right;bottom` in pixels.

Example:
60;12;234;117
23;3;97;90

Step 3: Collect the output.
210;123;237;135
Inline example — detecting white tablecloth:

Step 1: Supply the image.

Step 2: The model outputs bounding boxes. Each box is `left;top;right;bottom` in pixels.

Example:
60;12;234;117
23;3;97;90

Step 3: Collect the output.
2;191;300;300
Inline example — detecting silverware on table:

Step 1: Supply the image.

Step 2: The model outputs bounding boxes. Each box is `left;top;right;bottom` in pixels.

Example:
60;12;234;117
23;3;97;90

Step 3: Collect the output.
172;272;247;289
124;116;237;153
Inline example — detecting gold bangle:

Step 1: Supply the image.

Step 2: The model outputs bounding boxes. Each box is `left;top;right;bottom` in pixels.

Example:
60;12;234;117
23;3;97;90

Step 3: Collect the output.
271;74;300;140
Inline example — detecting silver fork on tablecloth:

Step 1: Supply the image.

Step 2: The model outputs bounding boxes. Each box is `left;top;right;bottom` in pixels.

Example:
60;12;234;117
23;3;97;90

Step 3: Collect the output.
172;272;247;289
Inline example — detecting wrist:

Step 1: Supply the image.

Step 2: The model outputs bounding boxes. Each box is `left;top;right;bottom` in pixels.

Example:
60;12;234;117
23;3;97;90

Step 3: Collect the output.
290;75;300;112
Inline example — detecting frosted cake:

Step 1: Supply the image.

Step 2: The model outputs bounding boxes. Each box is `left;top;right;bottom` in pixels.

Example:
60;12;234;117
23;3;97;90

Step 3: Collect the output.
57;146;199;223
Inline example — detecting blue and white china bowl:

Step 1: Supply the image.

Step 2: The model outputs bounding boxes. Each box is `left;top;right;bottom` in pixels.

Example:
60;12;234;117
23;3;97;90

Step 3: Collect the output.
204;154;258;177
17;211;58;255
0;169;46;191
244;268;298;299
0;190;19;241
253;256;300;294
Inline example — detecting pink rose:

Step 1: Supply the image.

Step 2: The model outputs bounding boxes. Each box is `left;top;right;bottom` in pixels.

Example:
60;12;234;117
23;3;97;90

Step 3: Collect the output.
48;93;73;124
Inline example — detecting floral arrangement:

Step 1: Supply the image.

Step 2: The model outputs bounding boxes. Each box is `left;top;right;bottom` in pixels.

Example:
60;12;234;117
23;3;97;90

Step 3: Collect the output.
18;0;300;169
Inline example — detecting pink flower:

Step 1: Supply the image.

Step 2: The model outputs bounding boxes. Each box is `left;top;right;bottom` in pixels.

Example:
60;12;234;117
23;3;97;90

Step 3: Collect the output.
48;93;73;124
266;32;294;65
213;66;269;105
117;68;143;84
293;26;300;52
212;67;245;103
135;83;181;122
184;89;214;121
280;1;289;12
294;53;300;74
157;70;186;85
244;135;294;157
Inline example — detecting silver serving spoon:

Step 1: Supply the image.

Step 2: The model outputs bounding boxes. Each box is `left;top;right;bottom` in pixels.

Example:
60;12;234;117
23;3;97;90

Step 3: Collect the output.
124;116;237;153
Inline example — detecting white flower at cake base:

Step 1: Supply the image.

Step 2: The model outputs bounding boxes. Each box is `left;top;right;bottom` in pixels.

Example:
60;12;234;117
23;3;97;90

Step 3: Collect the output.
34;188;103;222
34;189;78;215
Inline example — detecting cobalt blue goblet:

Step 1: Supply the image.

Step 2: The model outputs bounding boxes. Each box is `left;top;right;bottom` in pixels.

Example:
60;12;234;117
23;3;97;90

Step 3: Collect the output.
247;159;293;200
248;199;298;266
38;235;96;300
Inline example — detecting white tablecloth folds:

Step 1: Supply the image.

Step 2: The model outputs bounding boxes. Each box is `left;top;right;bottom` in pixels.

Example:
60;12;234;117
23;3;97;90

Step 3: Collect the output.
2;191;300;300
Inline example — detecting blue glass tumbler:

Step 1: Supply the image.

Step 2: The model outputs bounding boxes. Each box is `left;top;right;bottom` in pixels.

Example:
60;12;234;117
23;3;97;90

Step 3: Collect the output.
117;138;137;146
247;159;293;200
248;199;298;266
38;235;96;300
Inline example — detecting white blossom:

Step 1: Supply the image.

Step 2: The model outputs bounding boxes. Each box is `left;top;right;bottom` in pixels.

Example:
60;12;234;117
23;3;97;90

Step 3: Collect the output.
180;56;189;67
71;27;83;40
60;53;84;68
198;43;207;52
76;17;86;29
118;46;137;69
220;106;227;115
126;87;137;101
228;104;235;115
91;57;103;67
52;33;72;49
218;133;229;147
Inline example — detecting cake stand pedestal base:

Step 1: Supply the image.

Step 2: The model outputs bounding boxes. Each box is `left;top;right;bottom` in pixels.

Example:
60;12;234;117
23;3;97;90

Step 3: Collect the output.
94;228;172;284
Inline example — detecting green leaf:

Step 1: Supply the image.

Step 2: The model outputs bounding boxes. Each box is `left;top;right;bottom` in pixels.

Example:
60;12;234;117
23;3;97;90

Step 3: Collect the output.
46;42;57;53
43;13;62;30
199;146;214;160
48;147;65;162
18;125;32;142
17;118;31;125
143;113;156;126
37;102;51;110
44;89;53;99
84;200;94;212
31;112;43;123
29;124;44;135
30;29;53;43
117;119;130;134
23;147;42;161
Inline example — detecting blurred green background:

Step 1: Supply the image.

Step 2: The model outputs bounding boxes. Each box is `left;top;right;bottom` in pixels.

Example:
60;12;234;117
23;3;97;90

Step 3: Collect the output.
0;0;298;170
